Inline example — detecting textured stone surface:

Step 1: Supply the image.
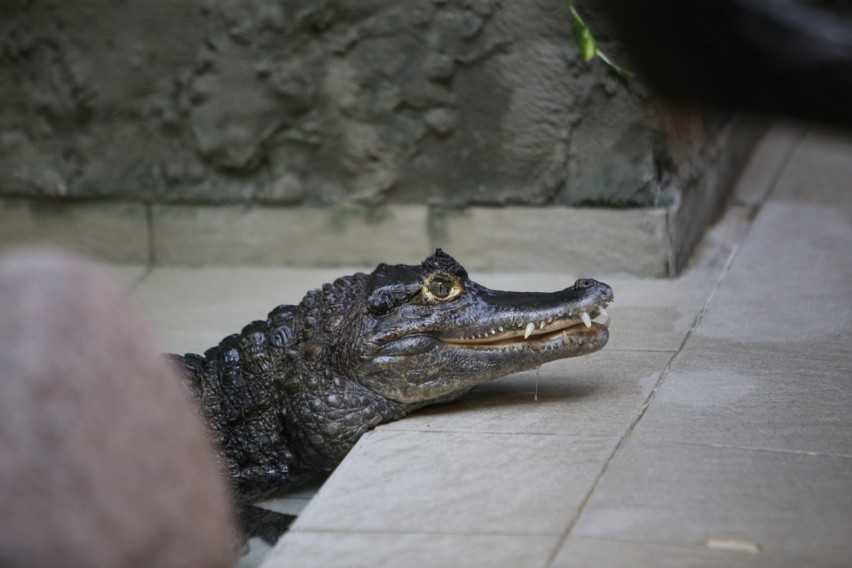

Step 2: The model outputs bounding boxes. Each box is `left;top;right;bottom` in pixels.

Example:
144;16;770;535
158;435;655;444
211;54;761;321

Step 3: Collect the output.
0;0;749;211
0;1;762;275
0;199;149;262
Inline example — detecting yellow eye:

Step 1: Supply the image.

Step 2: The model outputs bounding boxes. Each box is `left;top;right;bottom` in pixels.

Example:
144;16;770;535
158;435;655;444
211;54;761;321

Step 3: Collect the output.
423;274;462;301
429;279;453;298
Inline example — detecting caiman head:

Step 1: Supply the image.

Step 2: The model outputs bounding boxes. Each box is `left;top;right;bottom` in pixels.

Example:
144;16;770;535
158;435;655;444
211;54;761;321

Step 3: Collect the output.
351;249;613;408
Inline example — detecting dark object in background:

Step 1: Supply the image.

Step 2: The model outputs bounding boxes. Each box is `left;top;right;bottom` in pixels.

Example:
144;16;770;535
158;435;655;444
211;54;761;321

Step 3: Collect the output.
599;0;852;128
0;249;237;568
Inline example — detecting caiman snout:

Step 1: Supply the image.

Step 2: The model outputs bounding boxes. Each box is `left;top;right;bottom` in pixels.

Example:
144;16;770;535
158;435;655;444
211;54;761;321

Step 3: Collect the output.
574;278;614;303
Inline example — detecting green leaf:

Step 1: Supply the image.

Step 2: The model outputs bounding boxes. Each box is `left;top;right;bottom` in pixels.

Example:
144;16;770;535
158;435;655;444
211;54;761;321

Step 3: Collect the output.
569;5;597;62
567;0;635;78
597;49;636;79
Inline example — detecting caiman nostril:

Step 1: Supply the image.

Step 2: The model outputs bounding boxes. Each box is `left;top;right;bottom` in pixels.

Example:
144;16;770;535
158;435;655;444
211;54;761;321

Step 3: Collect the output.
574;278;598;290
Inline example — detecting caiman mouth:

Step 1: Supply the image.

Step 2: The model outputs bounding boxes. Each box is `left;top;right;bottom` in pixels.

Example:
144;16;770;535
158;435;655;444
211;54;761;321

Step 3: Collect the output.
442;302;612;352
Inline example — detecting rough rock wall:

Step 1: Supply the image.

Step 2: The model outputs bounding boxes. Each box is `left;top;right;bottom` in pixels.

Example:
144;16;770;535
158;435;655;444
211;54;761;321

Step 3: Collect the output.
0;0;718;208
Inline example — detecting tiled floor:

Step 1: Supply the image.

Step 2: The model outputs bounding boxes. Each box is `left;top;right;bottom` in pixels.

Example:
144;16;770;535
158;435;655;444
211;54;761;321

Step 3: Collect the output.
120;123;850;567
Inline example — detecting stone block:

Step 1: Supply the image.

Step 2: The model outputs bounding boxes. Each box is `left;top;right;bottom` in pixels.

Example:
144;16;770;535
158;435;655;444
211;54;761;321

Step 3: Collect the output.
431;206;671;276
667;117;766;273
0;199;149;263
151;205;431;267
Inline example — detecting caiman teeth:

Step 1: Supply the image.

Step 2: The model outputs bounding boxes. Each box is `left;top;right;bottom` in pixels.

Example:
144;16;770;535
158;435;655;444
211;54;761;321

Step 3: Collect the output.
444;303;611;348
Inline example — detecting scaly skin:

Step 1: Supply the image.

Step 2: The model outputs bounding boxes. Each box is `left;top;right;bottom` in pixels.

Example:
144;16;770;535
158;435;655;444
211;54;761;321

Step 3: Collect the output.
172;250;613;504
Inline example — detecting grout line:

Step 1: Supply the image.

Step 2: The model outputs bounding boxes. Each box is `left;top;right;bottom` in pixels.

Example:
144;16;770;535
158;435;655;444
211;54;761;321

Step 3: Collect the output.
555;534;726;551
544;172;766;568
145;202;156;267
667;440;852;461
664;199;677;277
289;526;563;538
128;264;155;291
761;125;810;204
376;426;619;438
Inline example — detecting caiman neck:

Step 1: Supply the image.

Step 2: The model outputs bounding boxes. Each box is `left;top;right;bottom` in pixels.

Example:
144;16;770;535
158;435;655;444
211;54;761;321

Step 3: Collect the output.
280;275;407;471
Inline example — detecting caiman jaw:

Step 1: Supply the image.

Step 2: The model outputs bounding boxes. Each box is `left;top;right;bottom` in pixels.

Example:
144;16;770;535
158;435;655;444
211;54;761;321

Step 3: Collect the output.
442;303;612;352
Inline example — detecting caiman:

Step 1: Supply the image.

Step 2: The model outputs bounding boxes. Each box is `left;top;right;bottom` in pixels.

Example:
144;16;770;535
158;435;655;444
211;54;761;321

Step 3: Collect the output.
172;249;613;513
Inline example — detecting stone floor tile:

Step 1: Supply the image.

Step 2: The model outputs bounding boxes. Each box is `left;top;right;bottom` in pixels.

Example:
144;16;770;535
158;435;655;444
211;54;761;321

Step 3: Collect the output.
152;204;430;267
293;430;618;536
633;348;852;456
566;132;852;567
599;277;713;352
132;265;360;354
265;532;556;568
573;442;852;563
771;127;852;210
553;536;832;568
692;203;851;349
239;539;274;568
733;122;807;208
632;200;852;455
256;480;325;517
383;350;669;437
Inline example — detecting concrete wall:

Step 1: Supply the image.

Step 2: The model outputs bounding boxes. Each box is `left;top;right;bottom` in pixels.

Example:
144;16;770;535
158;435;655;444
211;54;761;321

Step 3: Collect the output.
0;0;760;275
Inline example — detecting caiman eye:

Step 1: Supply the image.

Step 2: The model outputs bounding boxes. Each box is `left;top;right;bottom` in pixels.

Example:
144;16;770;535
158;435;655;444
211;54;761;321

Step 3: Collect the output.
429;279;452;297
423;274;462;301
